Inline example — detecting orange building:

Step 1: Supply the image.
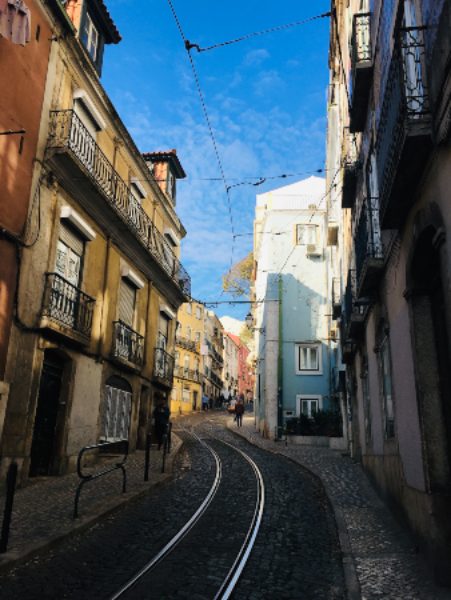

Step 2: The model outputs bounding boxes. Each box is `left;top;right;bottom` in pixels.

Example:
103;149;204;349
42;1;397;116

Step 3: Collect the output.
227;333;254;401
0;0;56;415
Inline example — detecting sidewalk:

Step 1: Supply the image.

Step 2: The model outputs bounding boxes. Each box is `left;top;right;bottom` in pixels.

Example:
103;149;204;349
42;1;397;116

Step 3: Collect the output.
229;415;451;600
0;436;181;573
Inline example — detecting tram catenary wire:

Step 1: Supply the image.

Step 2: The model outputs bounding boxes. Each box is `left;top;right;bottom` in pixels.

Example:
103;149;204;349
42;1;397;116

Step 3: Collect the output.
109;429;265;600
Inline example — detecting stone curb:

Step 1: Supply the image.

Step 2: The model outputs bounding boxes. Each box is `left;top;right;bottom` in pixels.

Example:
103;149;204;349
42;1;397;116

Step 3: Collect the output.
0;435;183;575
226;420;362;600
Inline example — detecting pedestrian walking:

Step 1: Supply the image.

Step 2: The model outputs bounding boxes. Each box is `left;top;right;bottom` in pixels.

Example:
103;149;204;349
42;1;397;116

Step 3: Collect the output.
153;400;170;450
202;393;209;411
235;399;244;427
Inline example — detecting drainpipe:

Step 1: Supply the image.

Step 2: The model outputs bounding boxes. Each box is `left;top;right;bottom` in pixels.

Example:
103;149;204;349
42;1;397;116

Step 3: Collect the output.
277;274;283;439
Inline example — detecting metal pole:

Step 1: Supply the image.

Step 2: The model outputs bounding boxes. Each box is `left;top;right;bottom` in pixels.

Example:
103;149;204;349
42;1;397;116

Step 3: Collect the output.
144;433;152;482
0;463;18;553
167;422;172;454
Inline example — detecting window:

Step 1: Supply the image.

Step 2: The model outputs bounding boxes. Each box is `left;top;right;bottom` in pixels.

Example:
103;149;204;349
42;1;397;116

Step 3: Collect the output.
119;279;136;327
182;387;190;403
186;326;191;340
81;12;99;62
296;395;322;418
167;169;176;201
186;303;192;314
101;377;132;442
377;329;395;438
296;224;318;245
295;343;322;374
158;313;170;350
196;306;202;319
195;331;201;343
184;355;190;376
56;222;84;287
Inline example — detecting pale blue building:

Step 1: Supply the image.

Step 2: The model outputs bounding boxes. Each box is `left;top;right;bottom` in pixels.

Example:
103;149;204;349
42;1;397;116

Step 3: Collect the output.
253;177;338;438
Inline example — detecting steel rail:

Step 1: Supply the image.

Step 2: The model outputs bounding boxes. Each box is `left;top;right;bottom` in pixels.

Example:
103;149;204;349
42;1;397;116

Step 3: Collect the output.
212;438;265;600
109;430;221;600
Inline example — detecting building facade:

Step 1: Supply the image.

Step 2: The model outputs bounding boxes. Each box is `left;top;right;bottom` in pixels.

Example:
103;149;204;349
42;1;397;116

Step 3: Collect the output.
202;311;224;403
253;177;338;438
226;333;254;401
328;0;451;581
172;300;204;414
0;0;190;482
222;332;239;400
0;0;55;436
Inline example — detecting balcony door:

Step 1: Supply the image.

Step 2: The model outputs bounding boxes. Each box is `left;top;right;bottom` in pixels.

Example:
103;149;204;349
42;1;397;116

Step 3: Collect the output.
54;223;84;328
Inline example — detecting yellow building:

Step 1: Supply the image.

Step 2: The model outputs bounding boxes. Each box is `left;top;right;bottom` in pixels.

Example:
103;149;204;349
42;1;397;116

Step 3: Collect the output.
171;301;205;414
0;0;190;481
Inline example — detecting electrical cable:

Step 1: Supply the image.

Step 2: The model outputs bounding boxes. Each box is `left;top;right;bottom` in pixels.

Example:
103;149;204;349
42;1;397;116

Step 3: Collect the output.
184;11;332;53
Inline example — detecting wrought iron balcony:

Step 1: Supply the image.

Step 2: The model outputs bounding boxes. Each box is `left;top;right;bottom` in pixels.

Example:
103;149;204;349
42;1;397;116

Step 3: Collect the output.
332;277;342;320
354;197;384;296
376;27;432;229
342;270;366;345
342;129;359;209
175;335;198;352
41;272;95;341
111;321;144;367
153;347;174;387
47;110;191;298
349;12;373;132
174;365;201;383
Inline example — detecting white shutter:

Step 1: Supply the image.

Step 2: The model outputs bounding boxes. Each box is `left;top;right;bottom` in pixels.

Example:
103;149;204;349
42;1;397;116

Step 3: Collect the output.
119;279;135;326
102;385;132;442
59;222;84;256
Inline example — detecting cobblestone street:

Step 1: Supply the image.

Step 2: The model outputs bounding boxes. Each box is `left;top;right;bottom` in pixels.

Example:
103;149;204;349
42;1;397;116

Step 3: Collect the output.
0;411;450;599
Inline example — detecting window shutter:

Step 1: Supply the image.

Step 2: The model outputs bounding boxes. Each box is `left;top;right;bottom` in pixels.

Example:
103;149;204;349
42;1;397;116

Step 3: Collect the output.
59;222;84;256
119;279;135;326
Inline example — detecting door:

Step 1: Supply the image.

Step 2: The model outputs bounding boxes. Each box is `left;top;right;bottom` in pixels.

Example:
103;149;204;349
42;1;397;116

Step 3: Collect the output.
193;390;198;411
29;354;65;476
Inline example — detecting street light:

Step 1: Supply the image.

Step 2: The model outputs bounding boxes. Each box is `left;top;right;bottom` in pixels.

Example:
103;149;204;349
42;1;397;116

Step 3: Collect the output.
245;312;265;333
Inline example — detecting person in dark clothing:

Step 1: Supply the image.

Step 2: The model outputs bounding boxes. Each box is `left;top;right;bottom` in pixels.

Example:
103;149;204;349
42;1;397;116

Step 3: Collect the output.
153;401;170;450
235;400;245;427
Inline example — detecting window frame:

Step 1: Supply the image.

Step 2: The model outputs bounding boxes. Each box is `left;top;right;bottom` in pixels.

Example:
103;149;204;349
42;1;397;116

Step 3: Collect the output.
377;330;396;439
295;223;319;246
295;343;322;375
296;394;323;418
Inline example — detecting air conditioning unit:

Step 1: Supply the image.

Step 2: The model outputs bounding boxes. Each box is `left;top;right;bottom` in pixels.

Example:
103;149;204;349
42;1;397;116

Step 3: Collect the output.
306;244;322;257
329;327;337;341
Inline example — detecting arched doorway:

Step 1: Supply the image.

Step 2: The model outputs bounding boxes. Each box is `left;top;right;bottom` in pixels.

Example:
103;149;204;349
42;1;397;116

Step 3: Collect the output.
407;213;451;492
29;350;69;476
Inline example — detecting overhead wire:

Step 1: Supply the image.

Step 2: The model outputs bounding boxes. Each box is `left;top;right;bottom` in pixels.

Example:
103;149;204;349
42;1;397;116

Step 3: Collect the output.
166;0;236;294
184;11;332;53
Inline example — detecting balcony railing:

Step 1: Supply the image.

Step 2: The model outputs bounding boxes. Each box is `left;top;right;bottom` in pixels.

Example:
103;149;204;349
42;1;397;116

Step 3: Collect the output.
354;198;384;296
175;336;198;352
349;12;373;132
112;321;144;367
376;27;432;228
342;270;366;344
47;110;191;297
332;277;341;320
153;347;174;387
41;272;95;340
342;129;359;208
174;365;201;383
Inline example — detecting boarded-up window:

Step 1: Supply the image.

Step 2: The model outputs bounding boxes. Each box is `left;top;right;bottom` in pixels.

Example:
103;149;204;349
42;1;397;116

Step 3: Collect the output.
101;384;132;441
119;279;136;326
56;223;84;286
158;313;170;349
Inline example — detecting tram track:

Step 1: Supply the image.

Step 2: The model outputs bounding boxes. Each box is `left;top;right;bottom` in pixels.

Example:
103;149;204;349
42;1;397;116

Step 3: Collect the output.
110;429;265;600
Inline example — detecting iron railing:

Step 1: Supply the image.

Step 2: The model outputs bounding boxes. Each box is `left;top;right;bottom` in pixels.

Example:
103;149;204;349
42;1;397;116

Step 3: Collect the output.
376;27;429;219
174;365;201;383
153;347;174;386
175;336;198;352
41;272;95;339
354;197;383;285
47;110;191;297
112;321;144;367
342;129;359;208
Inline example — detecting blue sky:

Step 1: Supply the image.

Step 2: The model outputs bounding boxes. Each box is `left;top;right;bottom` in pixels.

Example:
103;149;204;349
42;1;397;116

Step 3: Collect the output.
102;1;331;319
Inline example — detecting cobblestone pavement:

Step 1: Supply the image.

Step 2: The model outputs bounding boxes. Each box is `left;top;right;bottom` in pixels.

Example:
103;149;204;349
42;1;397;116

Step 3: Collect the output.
227;413;451;600
0;416;345;599
0;436;182;571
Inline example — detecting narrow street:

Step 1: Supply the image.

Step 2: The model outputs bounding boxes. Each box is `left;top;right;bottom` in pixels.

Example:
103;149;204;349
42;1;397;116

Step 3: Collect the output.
0;413;344;599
